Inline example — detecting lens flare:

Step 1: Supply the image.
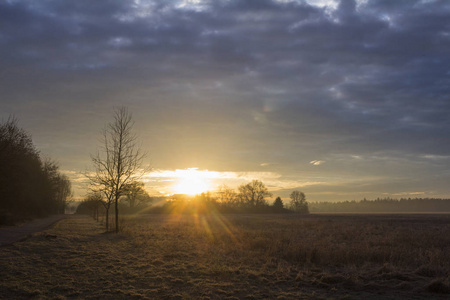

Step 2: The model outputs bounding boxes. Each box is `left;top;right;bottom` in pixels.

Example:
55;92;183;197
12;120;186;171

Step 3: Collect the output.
173;168;212;195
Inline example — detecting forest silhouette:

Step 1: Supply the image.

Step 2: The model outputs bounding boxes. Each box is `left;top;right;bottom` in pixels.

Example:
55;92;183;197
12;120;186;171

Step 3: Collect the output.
0;117;71;225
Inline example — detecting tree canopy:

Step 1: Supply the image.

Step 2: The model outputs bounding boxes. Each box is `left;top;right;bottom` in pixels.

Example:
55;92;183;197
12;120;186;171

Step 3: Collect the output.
0;117;72;224
289;190;309;214
237;180;272;208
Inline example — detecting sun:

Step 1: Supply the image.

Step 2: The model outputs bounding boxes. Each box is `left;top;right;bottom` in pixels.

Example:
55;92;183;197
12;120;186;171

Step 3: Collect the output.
173;168;212;195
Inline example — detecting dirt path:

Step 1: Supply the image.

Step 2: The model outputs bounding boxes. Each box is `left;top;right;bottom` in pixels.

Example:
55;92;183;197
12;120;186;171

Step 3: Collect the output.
0;214;69;246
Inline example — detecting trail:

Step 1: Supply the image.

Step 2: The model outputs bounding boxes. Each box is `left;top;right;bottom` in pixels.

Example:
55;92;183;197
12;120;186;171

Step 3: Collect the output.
0;214;68;246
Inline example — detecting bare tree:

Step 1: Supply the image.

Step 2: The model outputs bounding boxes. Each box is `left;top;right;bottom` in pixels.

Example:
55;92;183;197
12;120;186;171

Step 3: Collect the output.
89;185;114;230
216;184;238;207
289;190;309;214
122;181;151;208
89;107;146;232
238;180;272;208
87;156;114;230
83;192;103;221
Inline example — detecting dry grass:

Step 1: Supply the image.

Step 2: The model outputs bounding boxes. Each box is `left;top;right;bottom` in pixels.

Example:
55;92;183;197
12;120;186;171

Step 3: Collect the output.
0;213;449;299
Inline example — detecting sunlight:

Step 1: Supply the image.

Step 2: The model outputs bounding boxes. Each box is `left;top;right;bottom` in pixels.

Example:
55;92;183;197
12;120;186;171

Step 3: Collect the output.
143;168;291;196
172;168;213;195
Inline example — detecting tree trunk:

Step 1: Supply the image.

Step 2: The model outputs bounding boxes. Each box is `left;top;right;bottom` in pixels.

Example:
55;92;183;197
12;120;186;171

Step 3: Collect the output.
115;197;119;233
105;208;109;231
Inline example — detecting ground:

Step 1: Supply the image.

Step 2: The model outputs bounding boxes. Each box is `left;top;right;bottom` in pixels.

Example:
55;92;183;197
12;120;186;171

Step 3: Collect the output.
0;213;449;299
0;214;67;246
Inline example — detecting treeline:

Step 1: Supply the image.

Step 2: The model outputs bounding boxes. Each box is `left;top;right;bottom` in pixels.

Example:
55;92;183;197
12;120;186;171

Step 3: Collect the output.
309;198;450;213
151;191;284;214
0;117;72;225
76;181;153;228
77;180;309;219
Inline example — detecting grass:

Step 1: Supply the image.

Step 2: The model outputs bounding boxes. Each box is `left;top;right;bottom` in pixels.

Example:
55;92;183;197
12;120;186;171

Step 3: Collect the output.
0;213;449;299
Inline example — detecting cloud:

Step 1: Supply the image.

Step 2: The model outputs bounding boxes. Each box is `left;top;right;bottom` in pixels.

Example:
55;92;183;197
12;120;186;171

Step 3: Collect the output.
144;168;282;182
2;0;450;201
422;154;450;161
310;160;325;166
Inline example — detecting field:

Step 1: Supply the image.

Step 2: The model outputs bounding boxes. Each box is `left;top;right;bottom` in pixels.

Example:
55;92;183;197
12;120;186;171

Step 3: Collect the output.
1;213;449;299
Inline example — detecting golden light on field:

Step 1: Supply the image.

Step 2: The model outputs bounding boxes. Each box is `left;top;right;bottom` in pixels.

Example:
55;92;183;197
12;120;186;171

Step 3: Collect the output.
172;168;214;195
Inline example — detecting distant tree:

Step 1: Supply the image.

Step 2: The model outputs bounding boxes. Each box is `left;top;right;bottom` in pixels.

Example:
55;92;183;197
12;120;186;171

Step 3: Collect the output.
289;191;309;214
195;191;214;203
216;184;238;207
42;159;73;214
238;180;272;208
273;197;284;210
308;197;450;213
76;193;104;220
122;181;151;208
88;107;146;233
88;193;103;221
54;174;73;214
191;191;216;213
87;168;114;230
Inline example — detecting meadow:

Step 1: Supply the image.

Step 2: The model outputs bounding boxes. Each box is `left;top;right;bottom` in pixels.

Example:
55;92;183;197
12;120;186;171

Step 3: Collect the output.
0;213;449;299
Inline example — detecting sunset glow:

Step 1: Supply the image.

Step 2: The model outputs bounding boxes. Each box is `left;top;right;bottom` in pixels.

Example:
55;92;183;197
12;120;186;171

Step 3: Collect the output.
172;168;214;195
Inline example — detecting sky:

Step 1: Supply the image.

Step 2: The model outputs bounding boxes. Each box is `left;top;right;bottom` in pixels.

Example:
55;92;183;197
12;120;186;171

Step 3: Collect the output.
1;0;450;202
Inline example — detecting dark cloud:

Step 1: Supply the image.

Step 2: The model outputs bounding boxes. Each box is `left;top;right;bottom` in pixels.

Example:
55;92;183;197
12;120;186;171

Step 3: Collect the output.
1;0;449;199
